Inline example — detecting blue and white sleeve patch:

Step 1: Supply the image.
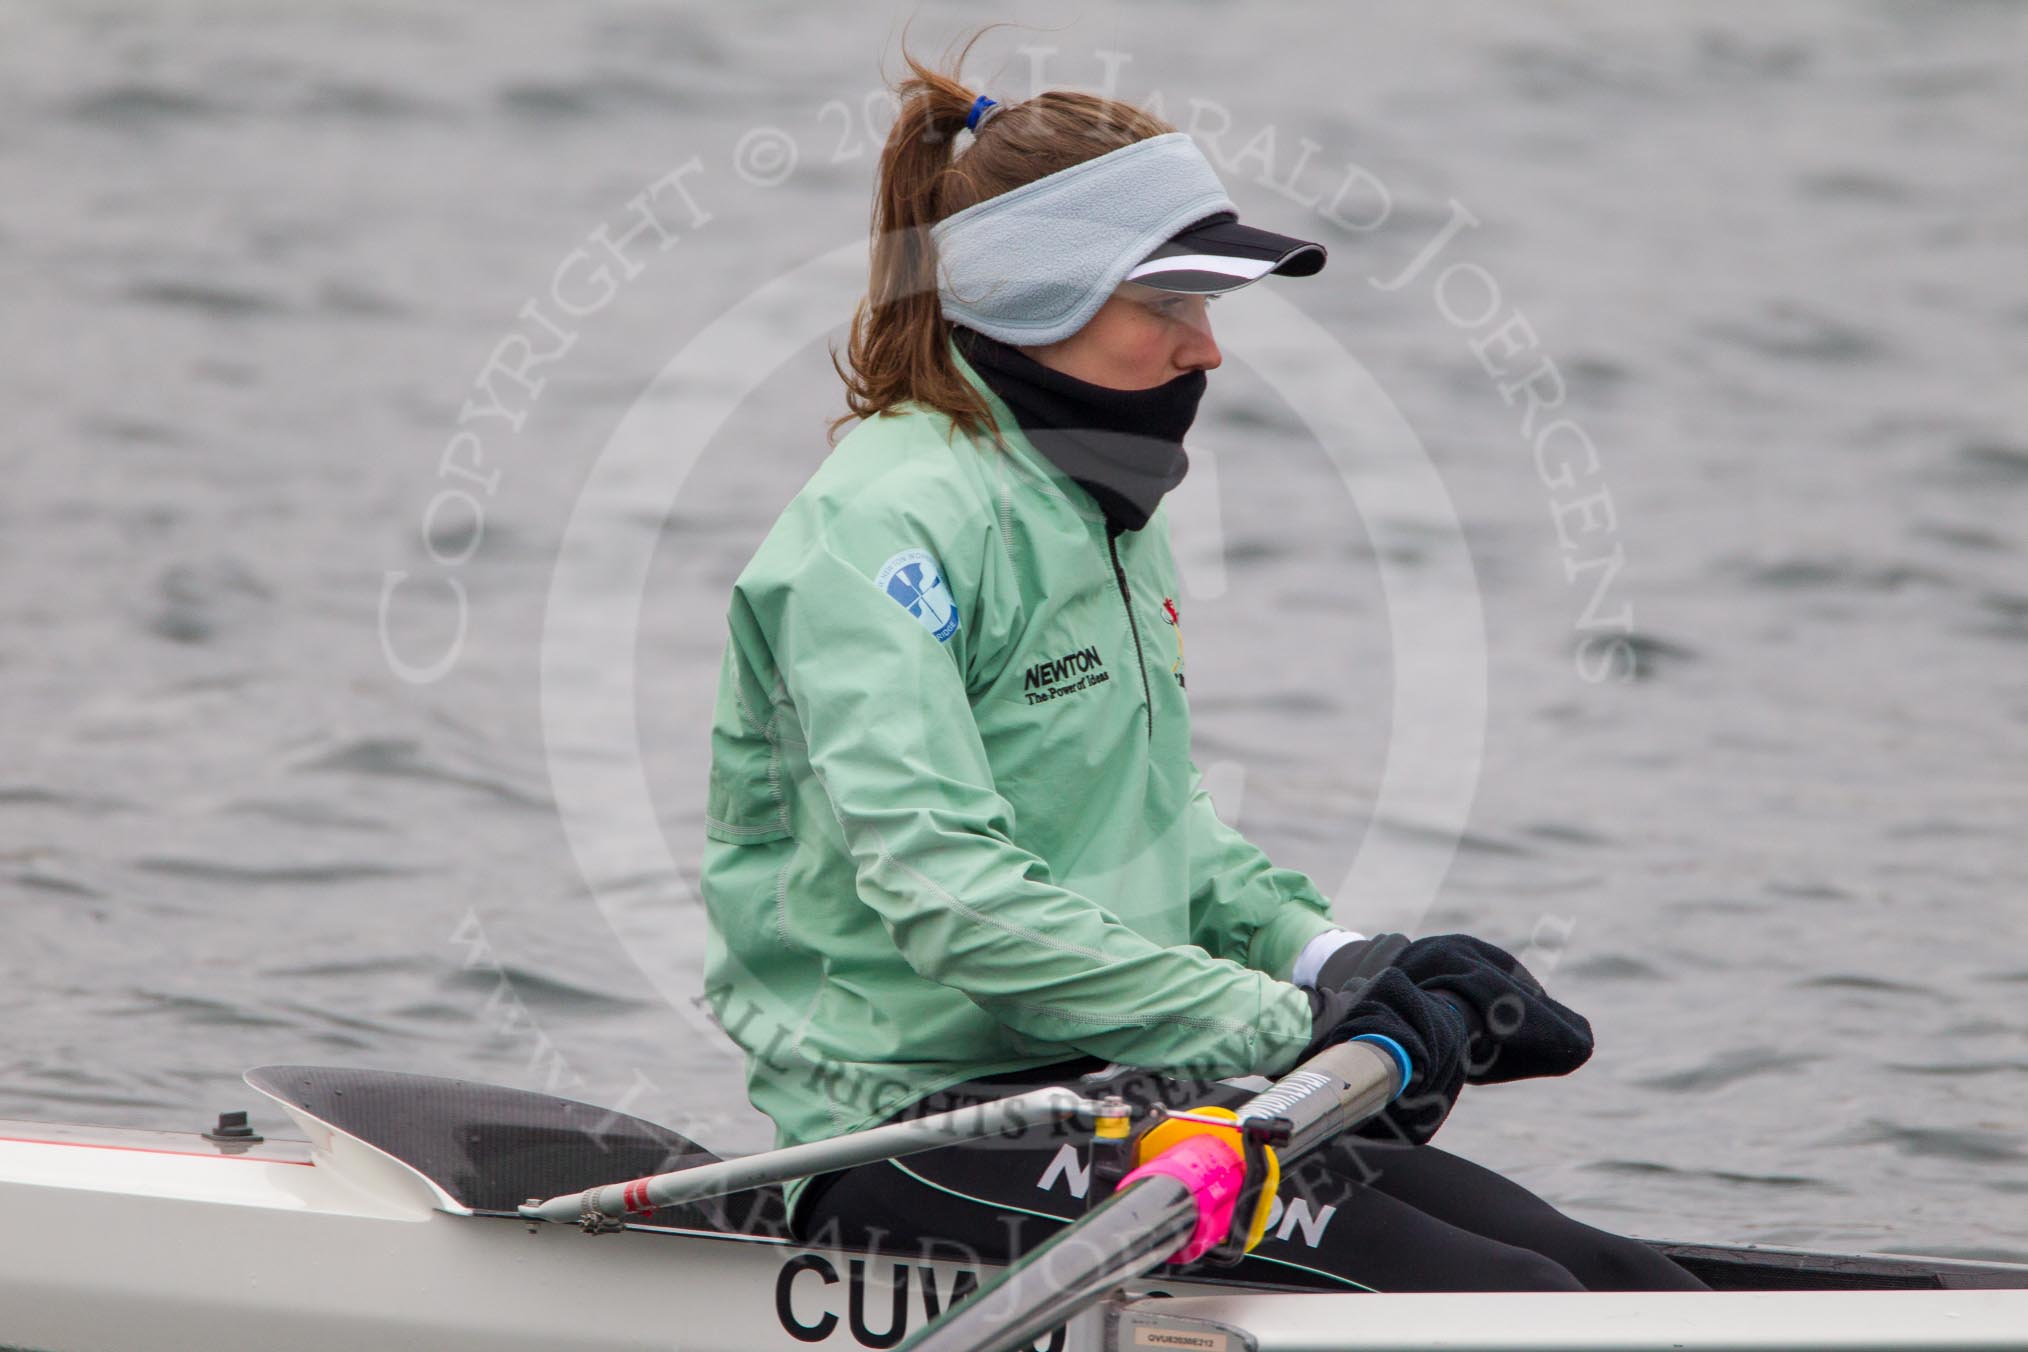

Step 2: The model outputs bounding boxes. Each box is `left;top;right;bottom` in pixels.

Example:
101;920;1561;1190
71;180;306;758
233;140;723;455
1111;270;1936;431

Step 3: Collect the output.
874;548;961;643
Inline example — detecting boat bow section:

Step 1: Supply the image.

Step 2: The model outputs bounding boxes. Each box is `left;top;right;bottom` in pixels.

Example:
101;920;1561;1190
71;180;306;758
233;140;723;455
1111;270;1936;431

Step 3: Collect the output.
0;1069;807;1351
245;1063;786;1232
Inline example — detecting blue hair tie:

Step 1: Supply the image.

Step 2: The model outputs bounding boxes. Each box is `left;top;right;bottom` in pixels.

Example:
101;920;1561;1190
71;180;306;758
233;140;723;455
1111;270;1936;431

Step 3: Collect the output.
964;95;999;132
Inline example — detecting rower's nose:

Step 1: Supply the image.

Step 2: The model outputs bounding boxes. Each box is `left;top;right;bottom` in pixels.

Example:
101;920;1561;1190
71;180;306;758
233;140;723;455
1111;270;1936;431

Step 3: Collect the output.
1179;311;1222;374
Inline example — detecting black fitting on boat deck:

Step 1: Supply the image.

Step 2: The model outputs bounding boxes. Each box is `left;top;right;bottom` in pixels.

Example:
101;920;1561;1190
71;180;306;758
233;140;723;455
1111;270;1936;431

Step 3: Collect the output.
203;1110;264;1148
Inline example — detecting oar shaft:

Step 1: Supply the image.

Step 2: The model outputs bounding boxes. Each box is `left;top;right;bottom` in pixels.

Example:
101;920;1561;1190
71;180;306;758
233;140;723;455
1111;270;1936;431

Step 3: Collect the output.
520;1086;1090;1225
901;1176;1198;1352
1241;1037;1400;1158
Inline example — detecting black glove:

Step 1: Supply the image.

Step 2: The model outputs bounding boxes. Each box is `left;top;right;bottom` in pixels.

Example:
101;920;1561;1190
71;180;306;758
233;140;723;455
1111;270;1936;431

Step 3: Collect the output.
1314;932;1474;1056
1312;931;1414;994
1392;933;1594;1085
1303;965;1470;1146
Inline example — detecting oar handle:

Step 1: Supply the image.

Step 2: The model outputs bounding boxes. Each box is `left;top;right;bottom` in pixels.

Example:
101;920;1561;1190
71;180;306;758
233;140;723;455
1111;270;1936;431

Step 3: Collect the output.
897;1038;1407;1352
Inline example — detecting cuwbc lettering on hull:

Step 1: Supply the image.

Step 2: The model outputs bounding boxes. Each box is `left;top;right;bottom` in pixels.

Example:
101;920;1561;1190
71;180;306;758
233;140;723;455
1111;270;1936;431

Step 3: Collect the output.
774;1253;1065;1350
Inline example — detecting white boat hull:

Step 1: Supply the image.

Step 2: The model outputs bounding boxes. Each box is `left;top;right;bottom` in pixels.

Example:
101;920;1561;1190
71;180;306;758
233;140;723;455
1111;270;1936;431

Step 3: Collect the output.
0;1118;1146;1351
1117;1288;2028;1351
2;1068;2024;1352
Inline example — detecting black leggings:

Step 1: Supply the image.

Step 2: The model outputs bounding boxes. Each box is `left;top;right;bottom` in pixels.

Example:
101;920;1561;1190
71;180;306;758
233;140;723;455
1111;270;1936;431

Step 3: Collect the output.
794;1066;1707;1293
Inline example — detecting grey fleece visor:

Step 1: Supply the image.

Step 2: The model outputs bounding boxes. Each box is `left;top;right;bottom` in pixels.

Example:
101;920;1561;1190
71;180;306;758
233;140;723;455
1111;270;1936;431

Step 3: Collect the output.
929;132;1261;346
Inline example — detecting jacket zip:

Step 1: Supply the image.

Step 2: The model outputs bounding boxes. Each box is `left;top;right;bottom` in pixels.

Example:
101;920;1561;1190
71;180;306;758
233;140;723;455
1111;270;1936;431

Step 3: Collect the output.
1107;529;1154;739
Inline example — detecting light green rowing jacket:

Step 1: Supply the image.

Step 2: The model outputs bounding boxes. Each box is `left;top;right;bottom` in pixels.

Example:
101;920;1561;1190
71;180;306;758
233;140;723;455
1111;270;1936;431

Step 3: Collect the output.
700;342;1338;1212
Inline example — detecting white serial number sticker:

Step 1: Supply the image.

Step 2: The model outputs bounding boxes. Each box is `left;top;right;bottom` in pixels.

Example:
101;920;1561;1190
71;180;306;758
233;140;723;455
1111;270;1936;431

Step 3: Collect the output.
1133;1329;1228;1351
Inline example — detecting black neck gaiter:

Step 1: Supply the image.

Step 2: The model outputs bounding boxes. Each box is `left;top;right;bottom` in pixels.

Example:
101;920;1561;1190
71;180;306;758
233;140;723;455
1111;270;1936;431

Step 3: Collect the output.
954;325;1205;535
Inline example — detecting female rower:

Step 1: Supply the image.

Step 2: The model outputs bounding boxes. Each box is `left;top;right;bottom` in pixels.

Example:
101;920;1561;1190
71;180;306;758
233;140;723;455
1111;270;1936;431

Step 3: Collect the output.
698;40;1707;1295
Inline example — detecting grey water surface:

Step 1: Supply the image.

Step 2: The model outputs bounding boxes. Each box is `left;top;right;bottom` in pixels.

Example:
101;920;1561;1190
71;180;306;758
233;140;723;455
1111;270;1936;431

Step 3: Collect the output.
2;0;2024;1263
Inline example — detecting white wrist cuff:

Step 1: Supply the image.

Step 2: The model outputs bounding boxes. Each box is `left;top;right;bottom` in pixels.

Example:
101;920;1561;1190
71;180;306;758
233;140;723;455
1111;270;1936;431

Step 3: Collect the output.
1291;928;1369;989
